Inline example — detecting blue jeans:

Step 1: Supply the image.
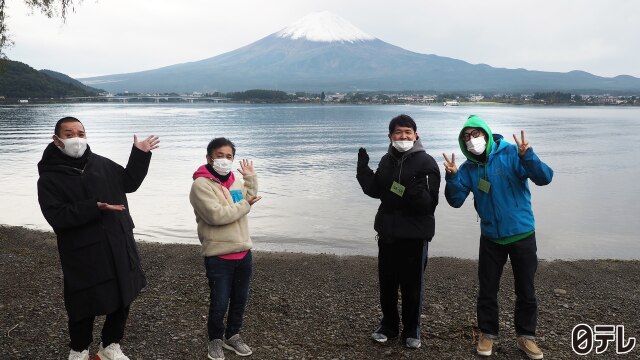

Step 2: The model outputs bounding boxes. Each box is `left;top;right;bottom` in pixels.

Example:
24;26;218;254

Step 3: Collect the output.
204;251;252;340
477;233;538;337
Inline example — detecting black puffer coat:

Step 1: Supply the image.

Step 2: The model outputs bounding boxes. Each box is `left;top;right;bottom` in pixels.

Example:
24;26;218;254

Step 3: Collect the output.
37;142;151;320
357;139;441;241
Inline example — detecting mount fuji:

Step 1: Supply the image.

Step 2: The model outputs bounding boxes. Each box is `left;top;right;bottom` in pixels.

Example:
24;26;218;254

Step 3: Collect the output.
80;11;640;93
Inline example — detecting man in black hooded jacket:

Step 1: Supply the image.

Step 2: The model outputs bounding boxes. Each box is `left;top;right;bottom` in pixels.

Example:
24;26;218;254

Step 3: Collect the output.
37;116;159;360
357;114;440;349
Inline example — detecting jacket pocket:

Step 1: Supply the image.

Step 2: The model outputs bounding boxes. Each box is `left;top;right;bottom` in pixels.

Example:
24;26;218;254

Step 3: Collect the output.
506;180;519;208
61;235;115;293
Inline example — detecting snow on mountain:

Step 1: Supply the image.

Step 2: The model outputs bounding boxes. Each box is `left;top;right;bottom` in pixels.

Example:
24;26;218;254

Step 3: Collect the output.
79;11;640;93
276;11;375;43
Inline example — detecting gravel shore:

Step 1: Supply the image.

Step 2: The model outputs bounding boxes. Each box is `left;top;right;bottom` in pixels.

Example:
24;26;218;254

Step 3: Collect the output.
1;225;639;359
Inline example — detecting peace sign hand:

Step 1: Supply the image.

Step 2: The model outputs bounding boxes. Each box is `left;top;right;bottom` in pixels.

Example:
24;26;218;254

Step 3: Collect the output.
513;130;530;156
443;153;458;174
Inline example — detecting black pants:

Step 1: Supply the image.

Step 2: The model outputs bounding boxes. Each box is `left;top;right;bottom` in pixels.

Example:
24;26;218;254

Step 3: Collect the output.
378;238;429;340
68;305;130;352
477;233;538;337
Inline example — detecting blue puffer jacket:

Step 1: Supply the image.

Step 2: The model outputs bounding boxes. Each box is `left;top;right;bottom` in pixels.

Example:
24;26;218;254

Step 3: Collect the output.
445;117;553;239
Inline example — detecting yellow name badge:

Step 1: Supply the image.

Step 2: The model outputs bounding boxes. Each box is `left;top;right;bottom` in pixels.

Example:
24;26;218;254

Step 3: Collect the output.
390;181;406;197
478;178;491;193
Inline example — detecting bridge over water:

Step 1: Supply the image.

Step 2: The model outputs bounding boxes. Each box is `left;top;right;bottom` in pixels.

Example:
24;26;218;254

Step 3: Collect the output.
67;95;230;103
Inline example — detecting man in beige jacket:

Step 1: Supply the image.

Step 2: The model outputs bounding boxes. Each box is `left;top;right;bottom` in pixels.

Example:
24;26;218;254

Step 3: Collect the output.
189;137;260;360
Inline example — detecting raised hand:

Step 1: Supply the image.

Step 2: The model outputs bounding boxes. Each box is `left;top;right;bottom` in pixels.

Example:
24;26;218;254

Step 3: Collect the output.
358;147;369;167
237;159;256;177
513;130;530;156
97;202;126;211
247;195;262;206
134;135;160;153
443;153;458;174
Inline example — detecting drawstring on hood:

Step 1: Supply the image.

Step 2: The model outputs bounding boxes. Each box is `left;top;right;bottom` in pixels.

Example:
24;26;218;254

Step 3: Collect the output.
388;138;426;181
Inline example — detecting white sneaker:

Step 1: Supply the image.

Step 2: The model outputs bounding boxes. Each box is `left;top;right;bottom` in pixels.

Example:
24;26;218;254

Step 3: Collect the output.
68;349;90;360
96;343;130;360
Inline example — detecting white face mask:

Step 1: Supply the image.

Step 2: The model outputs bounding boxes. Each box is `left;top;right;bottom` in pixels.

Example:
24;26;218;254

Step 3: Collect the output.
465;137;486;156
56;136;87;158
212;158;233;175
392;140;414;152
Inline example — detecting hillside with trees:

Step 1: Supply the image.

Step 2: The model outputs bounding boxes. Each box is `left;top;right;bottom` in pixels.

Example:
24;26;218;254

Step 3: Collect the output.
0;60;99;98
40;69;104;93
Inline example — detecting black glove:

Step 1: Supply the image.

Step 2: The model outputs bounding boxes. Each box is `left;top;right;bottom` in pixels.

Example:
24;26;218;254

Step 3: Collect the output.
358;147;369;168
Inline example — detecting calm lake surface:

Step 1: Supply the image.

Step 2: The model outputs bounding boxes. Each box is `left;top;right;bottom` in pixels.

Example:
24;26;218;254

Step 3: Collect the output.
1;103;638;259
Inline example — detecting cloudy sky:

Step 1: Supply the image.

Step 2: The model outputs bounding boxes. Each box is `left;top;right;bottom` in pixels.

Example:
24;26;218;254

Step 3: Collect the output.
5;0;640;79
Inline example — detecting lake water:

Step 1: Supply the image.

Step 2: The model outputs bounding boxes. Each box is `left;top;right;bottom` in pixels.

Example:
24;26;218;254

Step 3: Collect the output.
1;103;638;260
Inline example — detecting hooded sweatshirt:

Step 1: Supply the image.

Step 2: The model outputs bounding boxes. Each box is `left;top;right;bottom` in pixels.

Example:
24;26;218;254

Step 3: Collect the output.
445;115;554;243
357;138;441;241
189;164;258;257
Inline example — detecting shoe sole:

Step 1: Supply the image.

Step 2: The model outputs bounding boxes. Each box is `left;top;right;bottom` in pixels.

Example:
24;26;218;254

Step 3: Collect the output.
477;348;492;356
222;343;253;357
207;355;224;360
372;336;387;343
516;342;543;360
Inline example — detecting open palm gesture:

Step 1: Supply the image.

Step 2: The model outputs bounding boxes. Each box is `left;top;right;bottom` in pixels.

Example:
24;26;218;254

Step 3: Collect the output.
513;130;531;156
134;135;160;153
443;153;458;174
237;159;256;177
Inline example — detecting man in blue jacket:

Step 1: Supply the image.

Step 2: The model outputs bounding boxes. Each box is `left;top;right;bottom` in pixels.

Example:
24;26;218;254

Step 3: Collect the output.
443;115;553;359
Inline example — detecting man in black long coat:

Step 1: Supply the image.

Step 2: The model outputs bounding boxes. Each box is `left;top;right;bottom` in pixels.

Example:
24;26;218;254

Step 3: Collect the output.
37;116;159;360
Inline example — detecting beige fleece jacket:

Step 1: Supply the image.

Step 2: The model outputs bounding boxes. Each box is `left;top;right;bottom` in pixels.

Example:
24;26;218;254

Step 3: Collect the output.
189;174;258;257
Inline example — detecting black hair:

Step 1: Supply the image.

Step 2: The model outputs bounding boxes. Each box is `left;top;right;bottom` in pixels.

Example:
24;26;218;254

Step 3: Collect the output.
207;137;236;156
388;114;417;134
54;116;83;137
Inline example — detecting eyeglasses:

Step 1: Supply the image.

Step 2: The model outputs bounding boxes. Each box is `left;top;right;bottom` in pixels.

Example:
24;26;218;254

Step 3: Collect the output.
462;129;482;141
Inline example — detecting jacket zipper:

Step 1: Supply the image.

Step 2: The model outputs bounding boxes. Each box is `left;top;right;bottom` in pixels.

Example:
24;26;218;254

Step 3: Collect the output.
483;163;502;238
507;180;519;208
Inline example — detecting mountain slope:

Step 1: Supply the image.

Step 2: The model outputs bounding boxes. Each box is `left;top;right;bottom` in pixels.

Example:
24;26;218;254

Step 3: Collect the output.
0;60;99;98
80;12;640;94
40;69;103;93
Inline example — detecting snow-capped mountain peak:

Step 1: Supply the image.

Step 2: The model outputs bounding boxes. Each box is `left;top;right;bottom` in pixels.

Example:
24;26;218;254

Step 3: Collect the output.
276;11;376;43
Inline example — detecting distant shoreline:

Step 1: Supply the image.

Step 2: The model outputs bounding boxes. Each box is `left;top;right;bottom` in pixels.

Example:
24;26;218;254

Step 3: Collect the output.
2;99;639;106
